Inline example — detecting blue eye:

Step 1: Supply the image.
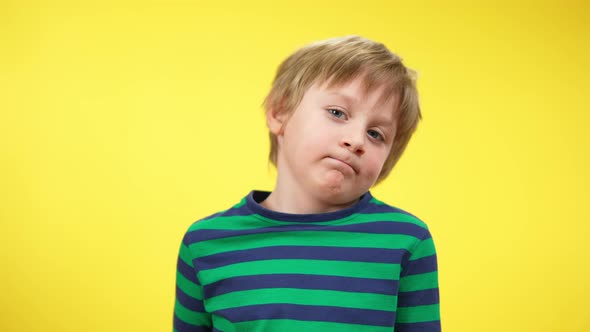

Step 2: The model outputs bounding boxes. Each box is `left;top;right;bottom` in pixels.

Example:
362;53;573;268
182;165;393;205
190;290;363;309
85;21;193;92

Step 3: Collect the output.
328;109;347;119
368;130;383;140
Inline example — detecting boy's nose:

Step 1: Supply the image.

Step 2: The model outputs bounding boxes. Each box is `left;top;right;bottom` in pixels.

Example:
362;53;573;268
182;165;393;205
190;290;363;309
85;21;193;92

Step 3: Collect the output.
341;134;365;156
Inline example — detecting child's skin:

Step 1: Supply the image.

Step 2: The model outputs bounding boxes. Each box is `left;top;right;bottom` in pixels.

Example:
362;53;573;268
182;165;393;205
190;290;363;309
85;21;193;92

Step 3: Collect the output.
262;73;398;214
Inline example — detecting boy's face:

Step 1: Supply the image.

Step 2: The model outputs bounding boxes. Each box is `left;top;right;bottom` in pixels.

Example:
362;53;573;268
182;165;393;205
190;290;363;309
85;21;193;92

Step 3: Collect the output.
269;76;398;208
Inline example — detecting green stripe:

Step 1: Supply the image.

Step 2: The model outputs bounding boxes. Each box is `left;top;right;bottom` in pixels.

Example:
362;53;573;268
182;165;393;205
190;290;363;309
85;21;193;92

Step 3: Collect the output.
234;198;246;208
174;299;211;326
198;259;400;285
228;319;393;332
410;238;435;261
211;314;233;331
179;243;195;267
190;215;264;231
206;288;397;312
370;197;386;205
176;270;203;299
255;212;428;228
399;272;438;292
272;212;427;228
189;212;426;230
396;303;440;323
190;231;418;257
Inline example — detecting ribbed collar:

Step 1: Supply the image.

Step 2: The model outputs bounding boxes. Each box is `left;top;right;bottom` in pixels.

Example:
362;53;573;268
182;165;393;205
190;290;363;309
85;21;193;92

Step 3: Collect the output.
246;190;373;223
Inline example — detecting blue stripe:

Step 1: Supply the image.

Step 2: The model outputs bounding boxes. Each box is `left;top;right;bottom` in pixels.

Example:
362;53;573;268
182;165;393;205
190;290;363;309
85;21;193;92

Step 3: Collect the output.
397;289;440;307
186;221;425;243
219;203;252;217
203;274;398;298
176;285;205;312
195;246;408;271
200;211;224;221
197;199;250;221
177;256;199;284
173;315;210;332
216;303;395;326
395;320;441;331
401;255;437;277
366;202;417;216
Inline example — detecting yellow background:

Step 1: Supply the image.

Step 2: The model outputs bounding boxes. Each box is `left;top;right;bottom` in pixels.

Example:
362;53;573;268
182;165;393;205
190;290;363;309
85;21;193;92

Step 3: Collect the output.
1;0;589;331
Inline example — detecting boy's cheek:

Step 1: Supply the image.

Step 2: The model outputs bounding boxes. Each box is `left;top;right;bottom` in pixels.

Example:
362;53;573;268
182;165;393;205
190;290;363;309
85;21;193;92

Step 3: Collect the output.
366;156;388;177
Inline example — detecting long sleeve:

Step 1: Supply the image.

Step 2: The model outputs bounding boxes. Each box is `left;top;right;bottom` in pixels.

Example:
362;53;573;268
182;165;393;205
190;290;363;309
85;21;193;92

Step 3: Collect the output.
173;232;212;332
395;230;441;331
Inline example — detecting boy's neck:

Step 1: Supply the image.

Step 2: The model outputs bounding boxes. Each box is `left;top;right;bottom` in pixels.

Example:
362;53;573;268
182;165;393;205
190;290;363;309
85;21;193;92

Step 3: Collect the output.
260;185;360;215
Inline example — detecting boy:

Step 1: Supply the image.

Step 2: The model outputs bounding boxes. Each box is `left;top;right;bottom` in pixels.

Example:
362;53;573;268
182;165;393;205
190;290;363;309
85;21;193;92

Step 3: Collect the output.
173;35;440;332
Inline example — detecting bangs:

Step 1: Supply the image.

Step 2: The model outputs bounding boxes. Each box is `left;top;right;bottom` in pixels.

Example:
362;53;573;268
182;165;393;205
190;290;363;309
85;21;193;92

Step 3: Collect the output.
322;67;404;114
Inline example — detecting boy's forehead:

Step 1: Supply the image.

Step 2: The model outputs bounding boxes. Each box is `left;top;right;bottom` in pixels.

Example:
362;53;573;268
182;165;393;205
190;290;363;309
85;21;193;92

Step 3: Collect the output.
313;77;399;115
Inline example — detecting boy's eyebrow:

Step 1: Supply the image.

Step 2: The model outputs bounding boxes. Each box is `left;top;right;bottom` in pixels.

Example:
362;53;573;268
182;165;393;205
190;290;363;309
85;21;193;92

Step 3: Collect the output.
374;114;396;128
326;92;359;105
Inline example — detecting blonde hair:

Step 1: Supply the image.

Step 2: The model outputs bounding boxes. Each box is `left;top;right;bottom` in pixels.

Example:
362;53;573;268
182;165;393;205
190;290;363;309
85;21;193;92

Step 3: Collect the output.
263;35;421;184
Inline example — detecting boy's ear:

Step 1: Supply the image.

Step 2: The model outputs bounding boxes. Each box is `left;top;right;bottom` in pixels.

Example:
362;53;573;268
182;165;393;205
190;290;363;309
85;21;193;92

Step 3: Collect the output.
266;106;289;136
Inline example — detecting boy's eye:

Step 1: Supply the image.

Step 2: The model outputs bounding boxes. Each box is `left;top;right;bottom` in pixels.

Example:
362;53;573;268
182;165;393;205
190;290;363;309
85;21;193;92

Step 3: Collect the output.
328;108;347;119
367;130;383;140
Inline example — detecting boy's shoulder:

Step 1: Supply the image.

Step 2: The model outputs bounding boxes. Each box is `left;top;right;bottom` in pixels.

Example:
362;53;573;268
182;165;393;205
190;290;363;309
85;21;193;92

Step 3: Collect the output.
185;196;250;232
365;194;430;231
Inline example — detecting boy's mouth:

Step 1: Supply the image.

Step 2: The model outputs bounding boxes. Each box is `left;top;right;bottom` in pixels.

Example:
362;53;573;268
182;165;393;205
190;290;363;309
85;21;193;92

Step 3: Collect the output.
328;157;358;174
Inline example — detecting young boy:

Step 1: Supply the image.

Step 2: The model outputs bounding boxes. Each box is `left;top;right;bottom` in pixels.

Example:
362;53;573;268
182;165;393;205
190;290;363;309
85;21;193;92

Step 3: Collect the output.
173;35;440;332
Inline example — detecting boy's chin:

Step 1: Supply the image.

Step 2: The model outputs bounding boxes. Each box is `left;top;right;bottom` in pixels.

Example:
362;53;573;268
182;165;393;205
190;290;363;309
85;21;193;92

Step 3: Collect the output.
313;171;366;205
323;169;346;192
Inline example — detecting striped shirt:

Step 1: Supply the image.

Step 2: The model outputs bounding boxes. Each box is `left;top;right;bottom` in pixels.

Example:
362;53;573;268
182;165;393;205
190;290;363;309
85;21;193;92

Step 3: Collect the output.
174;190;441;332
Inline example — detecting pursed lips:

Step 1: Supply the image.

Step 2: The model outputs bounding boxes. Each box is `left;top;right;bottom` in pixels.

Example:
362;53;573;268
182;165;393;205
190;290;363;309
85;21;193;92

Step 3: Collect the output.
329;157;358;174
